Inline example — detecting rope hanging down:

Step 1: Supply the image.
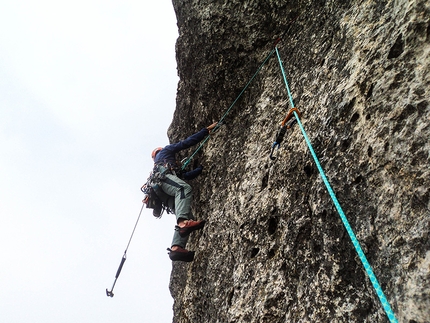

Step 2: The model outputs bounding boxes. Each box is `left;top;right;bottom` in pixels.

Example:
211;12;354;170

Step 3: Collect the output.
274;47;398;323
181;15;300;171
106;203;145;297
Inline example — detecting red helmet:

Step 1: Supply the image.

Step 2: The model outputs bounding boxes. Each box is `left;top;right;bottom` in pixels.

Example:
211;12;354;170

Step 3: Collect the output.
151;147;163;160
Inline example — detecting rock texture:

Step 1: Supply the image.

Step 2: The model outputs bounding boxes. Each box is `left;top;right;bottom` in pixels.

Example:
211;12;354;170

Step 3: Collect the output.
168;0;429;322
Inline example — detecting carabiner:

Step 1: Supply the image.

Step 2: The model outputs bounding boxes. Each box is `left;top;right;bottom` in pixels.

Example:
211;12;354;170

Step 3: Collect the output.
269;108;301;160
280;108;301;127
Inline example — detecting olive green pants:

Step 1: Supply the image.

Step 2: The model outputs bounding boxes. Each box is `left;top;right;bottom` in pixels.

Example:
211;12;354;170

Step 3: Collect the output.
159;173;195;248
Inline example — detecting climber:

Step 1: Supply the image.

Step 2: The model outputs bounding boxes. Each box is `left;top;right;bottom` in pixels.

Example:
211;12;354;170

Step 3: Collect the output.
151;122;217;262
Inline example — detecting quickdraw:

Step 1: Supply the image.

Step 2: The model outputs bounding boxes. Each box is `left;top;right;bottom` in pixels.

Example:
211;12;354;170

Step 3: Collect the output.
269;108;301;160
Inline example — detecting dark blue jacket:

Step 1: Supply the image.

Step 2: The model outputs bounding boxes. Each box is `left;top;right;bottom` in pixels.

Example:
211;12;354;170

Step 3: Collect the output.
154;128;209;179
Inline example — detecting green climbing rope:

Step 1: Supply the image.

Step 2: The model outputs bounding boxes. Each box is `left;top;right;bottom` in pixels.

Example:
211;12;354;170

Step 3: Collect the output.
275;46;398;323
181;48;275;170
181;15;301;171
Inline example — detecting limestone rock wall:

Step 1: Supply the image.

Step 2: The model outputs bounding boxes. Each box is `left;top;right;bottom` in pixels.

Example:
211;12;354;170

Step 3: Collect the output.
168;0;429;322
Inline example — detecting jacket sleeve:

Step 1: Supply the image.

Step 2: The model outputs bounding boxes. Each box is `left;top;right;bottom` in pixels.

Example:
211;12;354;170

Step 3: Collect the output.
182;166;203;180
163;128;209;154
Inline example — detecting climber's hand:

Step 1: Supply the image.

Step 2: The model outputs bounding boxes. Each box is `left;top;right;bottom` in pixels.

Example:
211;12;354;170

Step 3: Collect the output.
207;122;218;132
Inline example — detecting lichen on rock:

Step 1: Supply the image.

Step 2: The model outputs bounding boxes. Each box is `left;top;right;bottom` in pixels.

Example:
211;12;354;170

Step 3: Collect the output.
168;0;430;322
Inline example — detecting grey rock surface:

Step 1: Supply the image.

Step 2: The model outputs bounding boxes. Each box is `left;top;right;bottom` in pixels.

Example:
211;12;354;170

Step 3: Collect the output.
168;0;429;322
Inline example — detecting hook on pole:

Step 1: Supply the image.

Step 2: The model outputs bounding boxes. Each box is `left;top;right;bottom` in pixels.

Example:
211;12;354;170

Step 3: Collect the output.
105;203;144;297
106;253;127;298
106;288;115;298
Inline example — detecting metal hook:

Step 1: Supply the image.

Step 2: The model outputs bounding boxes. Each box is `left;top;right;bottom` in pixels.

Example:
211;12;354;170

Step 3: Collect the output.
106;253;127;298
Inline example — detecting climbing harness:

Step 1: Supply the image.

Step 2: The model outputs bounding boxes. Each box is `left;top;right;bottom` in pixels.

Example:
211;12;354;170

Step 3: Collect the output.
141;164;175;218
106;203;145;297
181;15;301;171
274;47;398;323
269;107;301;160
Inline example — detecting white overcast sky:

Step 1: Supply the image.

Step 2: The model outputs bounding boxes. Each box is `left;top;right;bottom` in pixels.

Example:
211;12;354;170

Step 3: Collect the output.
0;1;179;322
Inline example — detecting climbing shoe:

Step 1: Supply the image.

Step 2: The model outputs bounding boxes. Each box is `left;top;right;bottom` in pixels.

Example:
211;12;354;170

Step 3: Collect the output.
167;247;195;262
177;220;206;237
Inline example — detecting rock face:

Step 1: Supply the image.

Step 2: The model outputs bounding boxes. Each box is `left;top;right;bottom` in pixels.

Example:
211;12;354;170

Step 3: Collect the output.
168;0;429;322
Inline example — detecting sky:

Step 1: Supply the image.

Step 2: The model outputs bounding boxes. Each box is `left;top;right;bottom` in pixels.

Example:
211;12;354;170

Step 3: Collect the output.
0;1;179;322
